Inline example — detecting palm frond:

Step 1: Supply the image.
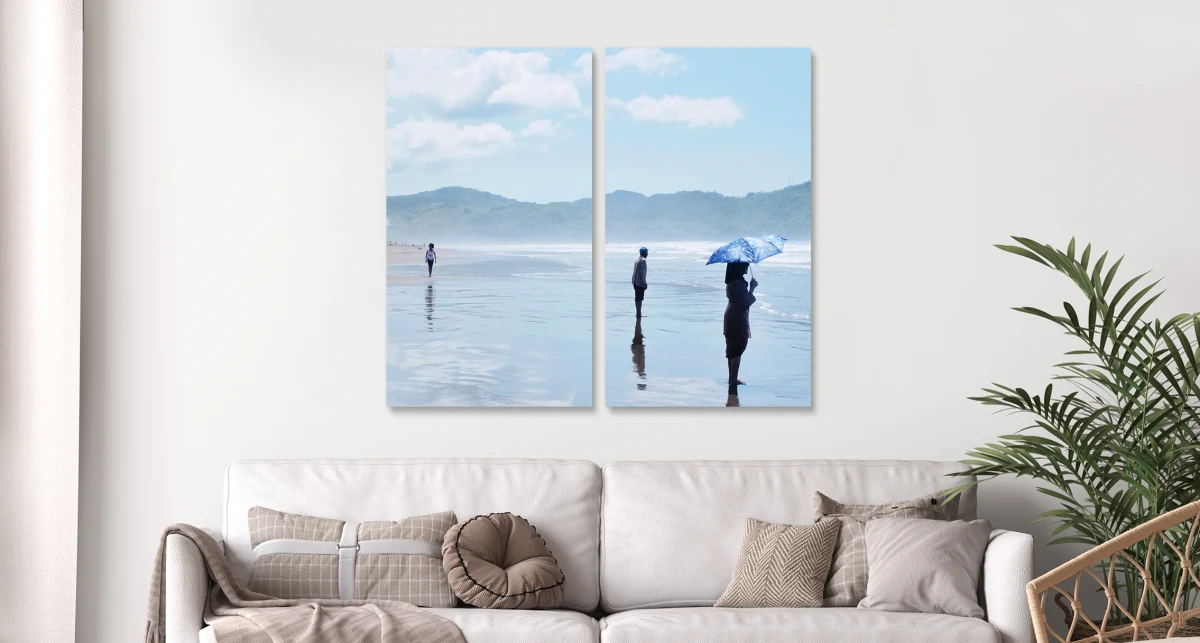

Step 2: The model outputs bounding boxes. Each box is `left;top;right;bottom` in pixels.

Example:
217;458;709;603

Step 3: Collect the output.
965;238;1200;618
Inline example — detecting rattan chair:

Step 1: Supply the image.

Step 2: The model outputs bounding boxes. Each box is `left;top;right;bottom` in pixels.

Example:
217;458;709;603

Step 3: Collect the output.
1027;501;1200;642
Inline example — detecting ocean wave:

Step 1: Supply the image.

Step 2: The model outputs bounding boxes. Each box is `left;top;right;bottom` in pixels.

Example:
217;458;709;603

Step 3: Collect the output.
606;241;810;266
459;243;593;255
756;299;811;321
510;271;591;280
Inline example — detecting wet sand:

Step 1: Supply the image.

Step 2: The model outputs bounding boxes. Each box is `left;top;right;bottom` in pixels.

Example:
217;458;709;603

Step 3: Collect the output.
604;243;811;407
387;246;592;407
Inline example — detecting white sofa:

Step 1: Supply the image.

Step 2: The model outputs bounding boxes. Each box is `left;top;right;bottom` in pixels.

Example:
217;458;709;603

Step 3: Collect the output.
165;459;1035;643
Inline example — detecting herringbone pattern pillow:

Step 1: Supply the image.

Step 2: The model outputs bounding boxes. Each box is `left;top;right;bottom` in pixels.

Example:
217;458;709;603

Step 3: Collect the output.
714;517;840;608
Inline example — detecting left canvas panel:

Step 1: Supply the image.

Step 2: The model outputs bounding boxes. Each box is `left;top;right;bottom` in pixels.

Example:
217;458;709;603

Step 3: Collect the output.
385;48;594;407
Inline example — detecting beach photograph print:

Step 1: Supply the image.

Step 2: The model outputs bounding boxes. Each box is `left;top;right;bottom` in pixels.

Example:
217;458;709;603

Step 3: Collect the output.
386;48;593;407
605;48;811;407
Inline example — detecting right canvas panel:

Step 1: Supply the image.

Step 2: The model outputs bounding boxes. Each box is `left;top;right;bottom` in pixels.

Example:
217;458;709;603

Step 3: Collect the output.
605;48;812;407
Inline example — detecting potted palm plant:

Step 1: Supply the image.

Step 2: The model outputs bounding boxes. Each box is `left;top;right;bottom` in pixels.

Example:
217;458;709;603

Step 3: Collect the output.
960;238;1200;638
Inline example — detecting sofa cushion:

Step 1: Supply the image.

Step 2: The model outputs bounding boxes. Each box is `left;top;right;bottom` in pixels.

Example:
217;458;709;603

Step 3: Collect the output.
600;460;976;611
200;609;599;643
224;459;602;611
428;608;598;643
443;513;565;609
861;517;992;618
714;518;839;608
814;489;959;606
597;607;1001;643
245;506;456;605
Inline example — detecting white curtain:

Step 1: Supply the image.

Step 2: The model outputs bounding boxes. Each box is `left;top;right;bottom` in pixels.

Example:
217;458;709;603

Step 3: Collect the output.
0;1;83;641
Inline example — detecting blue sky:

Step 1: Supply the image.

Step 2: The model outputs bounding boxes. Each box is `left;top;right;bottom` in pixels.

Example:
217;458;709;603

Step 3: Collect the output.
385;48;810;203
386;48;592;204
606;48;811;197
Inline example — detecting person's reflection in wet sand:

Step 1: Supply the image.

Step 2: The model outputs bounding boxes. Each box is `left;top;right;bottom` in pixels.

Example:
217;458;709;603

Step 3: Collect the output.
424;282;435;331
631;318;646;391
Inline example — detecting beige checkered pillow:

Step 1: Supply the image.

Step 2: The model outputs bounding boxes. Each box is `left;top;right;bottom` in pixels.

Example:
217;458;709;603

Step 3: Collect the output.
812;490;959;607
247;506;457;607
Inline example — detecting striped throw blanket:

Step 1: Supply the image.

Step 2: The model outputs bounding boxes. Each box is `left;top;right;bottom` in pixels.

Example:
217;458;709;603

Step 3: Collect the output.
145;524;465;643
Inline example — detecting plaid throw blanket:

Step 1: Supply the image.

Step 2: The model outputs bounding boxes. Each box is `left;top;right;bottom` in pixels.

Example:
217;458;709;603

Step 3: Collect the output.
146;524;466;643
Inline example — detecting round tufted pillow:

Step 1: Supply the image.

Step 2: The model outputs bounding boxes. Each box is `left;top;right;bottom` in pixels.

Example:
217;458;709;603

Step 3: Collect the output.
442;513;565;609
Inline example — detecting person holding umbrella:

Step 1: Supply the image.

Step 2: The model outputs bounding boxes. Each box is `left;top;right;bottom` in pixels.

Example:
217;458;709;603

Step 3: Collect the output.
706;235;786;397
723;262;757;394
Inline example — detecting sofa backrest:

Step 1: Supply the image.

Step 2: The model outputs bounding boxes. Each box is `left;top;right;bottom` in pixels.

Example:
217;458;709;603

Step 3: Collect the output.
599;459;977;612
223;459;602;611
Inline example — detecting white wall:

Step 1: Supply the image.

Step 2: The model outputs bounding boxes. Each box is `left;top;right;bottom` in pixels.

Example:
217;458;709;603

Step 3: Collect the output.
80;1;1200;641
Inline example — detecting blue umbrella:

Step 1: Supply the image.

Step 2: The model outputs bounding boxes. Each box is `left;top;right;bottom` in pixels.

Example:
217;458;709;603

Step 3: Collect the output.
706;235;787;265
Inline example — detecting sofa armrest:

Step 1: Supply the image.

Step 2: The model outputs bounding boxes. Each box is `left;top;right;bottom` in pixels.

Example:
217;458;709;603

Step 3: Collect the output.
165;529;222;643
982;529;1035;643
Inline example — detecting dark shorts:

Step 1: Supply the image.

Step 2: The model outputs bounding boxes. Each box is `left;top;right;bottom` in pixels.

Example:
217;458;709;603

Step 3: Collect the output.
634;286;646;302
426;259;434;269
725;334;748;359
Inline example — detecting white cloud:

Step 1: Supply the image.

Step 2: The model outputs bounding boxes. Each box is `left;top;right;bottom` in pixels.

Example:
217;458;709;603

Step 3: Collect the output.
387;119;515;168
487;73;580;110
572;52;592;81
520;119;568;138
535;144;550;153
387;48;583;112
618;94;743;128
606;48;685;75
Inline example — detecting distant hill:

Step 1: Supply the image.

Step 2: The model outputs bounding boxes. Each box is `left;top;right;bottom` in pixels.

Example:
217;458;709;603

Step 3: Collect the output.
385;183;811;243
606;183;811;242
386;187;591;243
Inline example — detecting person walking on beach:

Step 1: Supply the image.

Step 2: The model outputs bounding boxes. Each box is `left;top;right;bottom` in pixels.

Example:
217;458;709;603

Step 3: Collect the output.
425;243;437;277
723;261;757;396
632;247;648;318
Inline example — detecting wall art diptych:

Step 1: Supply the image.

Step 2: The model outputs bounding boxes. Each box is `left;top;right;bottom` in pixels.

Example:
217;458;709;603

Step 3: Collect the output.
386;47;810;408
604;48;812;407
386;48;594;407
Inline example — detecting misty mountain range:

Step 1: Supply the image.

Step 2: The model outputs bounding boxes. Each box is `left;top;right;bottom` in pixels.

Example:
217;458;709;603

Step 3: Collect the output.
385;182;811;243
